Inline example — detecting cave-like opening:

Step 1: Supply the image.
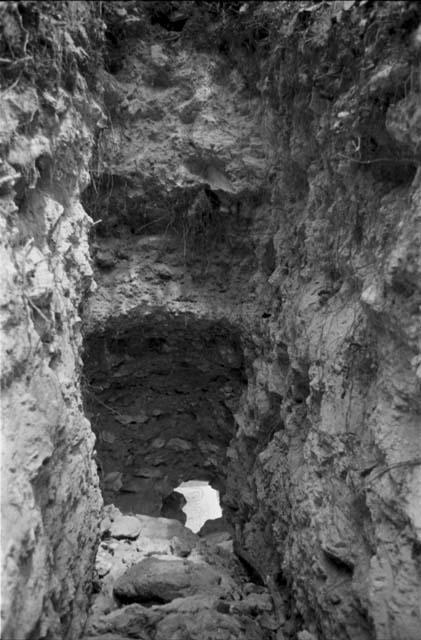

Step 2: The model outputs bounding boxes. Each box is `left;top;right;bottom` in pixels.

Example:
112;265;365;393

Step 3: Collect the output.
175;480;222;533
83;311;245;524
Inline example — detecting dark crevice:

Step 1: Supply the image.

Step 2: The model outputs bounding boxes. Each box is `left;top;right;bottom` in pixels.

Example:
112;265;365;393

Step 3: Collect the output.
83;313;245;520
323;550;354;575
150;12;188;32
115;593;168;606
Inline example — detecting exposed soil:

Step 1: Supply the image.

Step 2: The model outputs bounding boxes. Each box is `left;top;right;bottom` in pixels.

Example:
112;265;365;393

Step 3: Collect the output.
1;2;421;639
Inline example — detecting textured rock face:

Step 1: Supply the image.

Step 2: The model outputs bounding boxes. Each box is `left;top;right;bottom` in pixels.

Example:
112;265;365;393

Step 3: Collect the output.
83;3;421;639
220;4;421;639
2;2;421;639
221;5;420;640
113;556;230;603
0;3;103;638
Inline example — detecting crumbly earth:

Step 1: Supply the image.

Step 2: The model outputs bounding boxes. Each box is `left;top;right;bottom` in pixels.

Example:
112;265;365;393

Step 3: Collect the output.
1;3;103;637
1;2;420;639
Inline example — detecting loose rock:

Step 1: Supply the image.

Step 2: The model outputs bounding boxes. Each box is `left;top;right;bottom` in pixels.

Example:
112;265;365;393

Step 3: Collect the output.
109;516;142;540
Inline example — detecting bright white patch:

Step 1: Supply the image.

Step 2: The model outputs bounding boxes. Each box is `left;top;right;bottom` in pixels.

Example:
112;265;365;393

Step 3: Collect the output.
176;480;222;533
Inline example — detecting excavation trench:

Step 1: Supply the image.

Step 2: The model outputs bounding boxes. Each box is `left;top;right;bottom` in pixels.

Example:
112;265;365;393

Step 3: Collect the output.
80;313;289;638
83;312;245;527
3;2;421;638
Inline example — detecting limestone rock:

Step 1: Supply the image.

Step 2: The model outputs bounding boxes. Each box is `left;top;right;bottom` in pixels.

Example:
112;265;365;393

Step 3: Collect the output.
86;603;158;638
136;515;198;553
230;592;273;615
167;437;192;452
109;516;142;540
297;632;318;640
154;608;264;640
84;633;137;640
150;44;169;68
386;93;421;153
96;248;117;269
103;472;123;492
178;97;202;124
113;557;229;604
101;431;116;444
0;9;102;636
87;594;268;640
23;245;54;306
198;517;230;537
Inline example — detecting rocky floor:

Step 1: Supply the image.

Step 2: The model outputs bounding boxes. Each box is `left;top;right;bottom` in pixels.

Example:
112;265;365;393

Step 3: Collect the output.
82;506;305;640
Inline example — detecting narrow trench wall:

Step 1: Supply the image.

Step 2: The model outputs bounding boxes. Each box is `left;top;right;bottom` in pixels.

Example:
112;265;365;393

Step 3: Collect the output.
1;2;421;640
0;4;104;638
